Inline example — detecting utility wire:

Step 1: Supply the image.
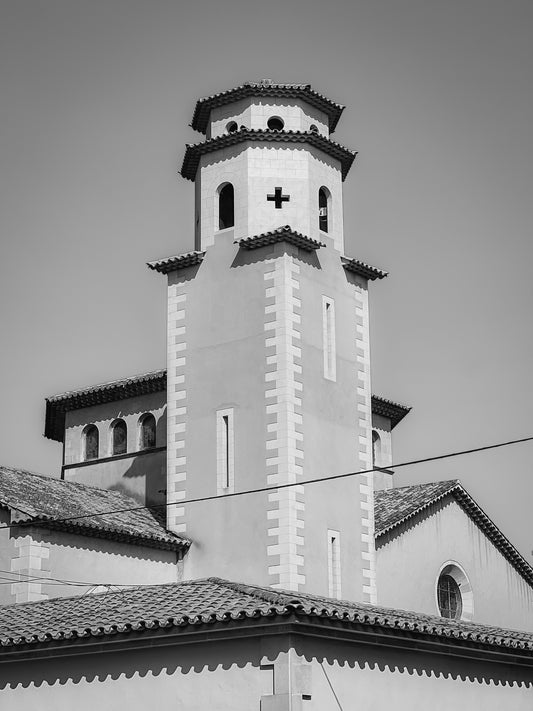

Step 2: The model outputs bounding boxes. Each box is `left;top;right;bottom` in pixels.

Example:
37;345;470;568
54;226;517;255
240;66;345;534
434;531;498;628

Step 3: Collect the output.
0;434;532;534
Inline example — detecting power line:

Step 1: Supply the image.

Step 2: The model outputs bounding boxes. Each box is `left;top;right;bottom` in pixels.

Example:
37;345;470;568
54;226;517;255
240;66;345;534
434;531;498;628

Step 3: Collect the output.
0;568;135;589
1;434;532;534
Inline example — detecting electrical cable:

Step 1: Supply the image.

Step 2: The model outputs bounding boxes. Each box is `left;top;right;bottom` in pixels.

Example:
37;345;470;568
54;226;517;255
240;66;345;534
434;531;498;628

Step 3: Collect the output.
0;434;532;534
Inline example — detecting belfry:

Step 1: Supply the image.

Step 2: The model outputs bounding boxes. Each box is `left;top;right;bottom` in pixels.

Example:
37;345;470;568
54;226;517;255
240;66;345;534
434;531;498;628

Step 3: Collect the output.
148;80;388;600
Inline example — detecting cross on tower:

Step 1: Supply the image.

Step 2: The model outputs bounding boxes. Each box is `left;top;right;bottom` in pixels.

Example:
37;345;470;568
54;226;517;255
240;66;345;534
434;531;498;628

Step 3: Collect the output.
267;187;290;209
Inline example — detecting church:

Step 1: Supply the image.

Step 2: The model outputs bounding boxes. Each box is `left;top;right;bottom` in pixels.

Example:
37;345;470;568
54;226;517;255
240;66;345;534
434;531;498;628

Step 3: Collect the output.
1;80;533;708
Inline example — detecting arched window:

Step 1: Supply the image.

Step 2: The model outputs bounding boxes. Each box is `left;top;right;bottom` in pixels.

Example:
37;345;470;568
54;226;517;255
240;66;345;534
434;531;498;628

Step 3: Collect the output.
111;419;127;456
83;425;99;462
226;121;238;133
218;183;234;230
372;430;381;467
437;574;462;620
139;413;156;450
319;187;330;233
436;563;473;621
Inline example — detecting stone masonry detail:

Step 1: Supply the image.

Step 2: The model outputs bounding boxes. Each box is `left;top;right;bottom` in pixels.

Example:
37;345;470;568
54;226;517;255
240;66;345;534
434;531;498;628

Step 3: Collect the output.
167;285;187;534
354;284;377;604
265;253;305;591
11;534;50;603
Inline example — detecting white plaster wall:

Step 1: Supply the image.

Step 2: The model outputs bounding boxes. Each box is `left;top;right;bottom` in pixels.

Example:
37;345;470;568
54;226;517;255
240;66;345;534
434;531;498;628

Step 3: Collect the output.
371;412;393;491
64;392;166;464
197;143;343;252
209;98;329;138
376;497;533;631
303;638;533;710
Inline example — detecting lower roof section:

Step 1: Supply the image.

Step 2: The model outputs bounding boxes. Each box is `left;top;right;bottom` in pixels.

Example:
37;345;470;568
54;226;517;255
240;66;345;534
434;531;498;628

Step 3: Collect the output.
0;465;188;553
0;576;532;661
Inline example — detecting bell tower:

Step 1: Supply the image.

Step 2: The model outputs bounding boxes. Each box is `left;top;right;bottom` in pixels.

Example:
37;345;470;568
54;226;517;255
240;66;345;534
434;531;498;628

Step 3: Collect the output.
149;81;387;603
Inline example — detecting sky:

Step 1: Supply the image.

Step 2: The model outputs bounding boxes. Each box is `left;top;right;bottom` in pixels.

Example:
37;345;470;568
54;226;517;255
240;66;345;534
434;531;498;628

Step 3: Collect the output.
1;0;532;559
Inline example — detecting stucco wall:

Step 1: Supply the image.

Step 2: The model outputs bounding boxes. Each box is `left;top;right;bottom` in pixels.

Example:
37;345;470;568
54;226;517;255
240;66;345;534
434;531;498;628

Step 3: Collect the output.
208;97;330;139
64;392;166;464
298;636;533;710
196;142;344;252
1;526;180;604
0;636;267;711
1;631;531;710
63;392;167;505
167;231;372;601
376;497;533;631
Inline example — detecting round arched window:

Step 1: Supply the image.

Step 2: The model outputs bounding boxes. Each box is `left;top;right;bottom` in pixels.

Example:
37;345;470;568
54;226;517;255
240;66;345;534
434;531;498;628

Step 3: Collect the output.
436;563;473;621
83;425;99;462
309;124;318;134
226;121;238;133
111;419;127;456
437;574;462;619
139;413;156;450
267;116;284;131
218;183;234;230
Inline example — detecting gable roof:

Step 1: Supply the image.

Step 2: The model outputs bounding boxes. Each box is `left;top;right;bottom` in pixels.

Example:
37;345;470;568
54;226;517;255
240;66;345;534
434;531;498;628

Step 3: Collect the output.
191;81;345;134
374;480;533;587
0;466;188;553
1;577;532;659
45;369;167;442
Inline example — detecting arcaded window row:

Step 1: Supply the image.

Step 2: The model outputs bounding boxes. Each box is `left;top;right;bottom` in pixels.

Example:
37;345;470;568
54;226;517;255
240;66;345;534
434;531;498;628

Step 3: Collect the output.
82;413;157;462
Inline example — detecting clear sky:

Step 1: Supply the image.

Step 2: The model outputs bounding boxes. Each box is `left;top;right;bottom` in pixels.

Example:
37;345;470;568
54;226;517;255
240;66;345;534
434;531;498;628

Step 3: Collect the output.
1;0;532;558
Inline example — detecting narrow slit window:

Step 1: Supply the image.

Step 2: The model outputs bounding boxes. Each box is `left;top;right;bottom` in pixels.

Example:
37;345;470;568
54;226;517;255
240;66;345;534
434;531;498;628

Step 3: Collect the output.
217;408;234;494
328;530;341;599
322;296;336;381
218;183;234;230
372;430;381;467
319;187;329;233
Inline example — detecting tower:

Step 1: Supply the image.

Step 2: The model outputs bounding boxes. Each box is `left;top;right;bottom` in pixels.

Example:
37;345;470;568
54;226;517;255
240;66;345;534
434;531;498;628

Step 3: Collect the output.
149;81;387;602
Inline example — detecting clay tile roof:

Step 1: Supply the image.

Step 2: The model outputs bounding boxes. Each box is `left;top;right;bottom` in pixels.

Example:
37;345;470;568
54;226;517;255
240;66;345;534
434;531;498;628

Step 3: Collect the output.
341;256;388;281
45;369;167;442
374;480;533;588
236;226;325;252
180;129;356;182
0;465;188;552
147;250;205;274
1;577;532;657
371;395;411;428
191;81;345;134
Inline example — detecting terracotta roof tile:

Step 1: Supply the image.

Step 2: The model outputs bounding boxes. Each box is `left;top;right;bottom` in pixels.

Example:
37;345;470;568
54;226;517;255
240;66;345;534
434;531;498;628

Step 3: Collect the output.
341;256;388;281
0;465;188;552
374;480;533;587
181;129;356;181
45;369;167;442
371;395;411;428
147;251;205;274
191;81;345;134
1;577;532;656
236;226;325;252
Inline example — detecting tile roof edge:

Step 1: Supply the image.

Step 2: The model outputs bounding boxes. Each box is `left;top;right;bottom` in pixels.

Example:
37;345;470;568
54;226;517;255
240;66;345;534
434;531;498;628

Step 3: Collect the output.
375;480;533;588
1;577;533;657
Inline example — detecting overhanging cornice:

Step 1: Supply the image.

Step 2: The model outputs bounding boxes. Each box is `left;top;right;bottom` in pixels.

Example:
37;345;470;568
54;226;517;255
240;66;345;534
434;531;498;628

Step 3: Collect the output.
45;370;167;442
191;81;345;135
236;226;325;252
180;129;356;181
